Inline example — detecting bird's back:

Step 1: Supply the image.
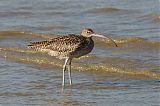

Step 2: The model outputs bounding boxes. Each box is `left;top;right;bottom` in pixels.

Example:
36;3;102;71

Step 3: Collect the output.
28;34;94;59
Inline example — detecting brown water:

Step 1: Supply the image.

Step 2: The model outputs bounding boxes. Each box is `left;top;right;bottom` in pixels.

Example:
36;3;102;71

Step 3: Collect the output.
0;0;160;106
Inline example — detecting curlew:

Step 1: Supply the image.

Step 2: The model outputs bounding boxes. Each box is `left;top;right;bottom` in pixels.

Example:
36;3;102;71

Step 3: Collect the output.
28;28;117;86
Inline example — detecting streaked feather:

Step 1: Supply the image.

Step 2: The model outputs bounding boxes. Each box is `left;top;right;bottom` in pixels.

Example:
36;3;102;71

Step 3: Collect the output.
28;34;93;59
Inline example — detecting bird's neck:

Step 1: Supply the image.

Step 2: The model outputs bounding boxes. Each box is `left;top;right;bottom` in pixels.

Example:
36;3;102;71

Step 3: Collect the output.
86;37;93;42
81;36;94;45
86;37;94;47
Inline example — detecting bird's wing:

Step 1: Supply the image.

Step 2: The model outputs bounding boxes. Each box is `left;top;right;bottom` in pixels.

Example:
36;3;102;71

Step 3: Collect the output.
28;35;85;52
28;40;50;50
45;35;85;52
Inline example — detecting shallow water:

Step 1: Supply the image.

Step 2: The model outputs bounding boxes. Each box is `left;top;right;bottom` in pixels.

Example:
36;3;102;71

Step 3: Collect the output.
0;0;160;106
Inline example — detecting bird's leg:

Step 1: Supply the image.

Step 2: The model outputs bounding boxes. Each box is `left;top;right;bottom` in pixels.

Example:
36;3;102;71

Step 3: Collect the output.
62;58;69;86
68;59;72;85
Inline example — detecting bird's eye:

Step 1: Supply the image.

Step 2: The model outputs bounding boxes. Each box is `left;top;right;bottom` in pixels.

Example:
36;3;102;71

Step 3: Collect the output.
87;31;90;33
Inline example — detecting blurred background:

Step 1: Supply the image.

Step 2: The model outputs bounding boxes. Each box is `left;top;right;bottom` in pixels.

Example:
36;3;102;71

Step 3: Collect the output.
0;0;159;106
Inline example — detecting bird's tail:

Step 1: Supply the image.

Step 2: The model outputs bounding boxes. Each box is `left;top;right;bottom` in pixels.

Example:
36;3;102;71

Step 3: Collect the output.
28;41;49;49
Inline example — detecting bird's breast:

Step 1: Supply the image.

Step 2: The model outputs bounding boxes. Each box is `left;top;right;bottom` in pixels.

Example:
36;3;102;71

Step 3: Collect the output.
70;38;94;58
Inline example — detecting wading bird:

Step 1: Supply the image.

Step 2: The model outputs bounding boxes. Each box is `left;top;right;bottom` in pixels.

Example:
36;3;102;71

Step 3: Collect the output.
28;28;117;87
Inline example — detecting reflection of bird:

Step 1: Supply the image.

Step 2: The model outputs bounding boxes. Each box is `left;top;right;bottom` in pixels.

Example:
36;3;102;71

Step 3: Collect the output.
28;28;117;86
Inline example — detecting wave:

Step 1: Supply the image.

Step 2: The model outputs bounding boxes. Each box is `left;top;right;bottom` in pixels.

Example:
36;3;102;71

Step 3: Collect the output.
0;11;33;17
87;7;130;14
0;92;45;96
0;47;159;80
0;31;159;48
141;13;160;22
0;31;57;39
95;36;160;48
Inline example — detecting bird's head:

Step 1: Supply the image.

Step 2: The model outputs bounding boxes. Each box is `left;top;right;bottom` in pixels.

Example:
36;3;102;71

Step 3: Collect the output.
81;28;95;37
81;28;118;47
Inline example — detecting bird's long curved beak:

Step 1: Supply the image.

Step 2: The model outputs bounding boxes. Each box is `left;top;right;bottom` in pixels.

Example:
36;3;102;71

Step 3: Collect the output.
90;34;118;47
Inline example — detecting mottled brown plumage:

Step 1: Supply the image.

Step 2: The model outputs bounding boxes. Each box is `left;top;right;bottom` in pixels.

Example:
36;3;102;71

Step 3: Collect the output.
28;34;94;59
28;28;117;87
